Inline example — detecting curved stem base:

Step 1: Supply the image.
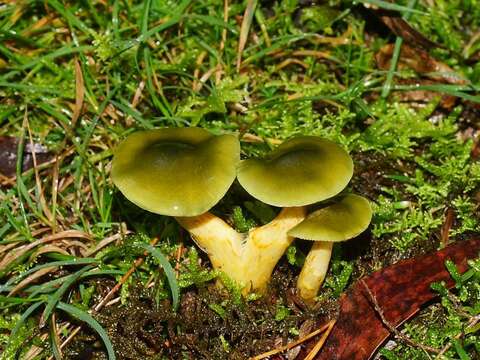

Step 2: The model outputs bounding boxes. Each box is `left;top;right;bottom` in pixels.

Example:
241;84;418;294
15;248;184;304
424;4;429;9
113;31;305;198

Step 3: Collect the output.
176;207;306;294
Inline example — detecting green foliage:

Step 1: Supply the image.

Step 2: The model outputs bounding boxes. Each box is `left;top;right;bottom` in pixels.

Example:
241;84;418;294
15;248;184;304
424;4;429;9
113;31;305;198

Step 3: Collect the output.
178;248;219;289
232;206;256;233
298;6;340;33
373;196;443;252
324;257;354;297
286;245;306;268
217;272;243;307
135;243;180;310
243;200;277;225
274;304;291;321
0;315;37;360
1;0;480;357
358;101;457;158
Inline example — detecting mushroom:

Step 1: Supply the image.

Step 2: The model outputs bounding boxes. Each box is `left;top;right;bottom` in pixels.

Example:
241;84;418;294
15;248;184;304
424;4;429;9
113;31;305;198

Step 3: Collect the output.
237;136;353;207
288;194;372;302
236;136;354;293
112;128;303;294
111;127;239;217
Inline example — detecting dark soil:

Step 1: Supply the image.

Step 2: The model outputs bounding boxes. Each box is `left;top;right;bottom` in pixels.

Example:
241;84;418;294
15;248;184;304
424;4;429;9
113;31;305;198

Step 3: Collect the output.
63;262;331;360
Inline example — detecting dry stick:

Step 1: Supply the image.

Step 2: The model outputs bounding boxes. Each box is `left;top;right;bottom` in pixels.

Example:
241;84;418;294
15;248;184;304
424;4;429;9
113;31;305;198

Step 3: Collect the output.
216;0;229;84
195;65;220;92
26;113;54;226
440;207;454;248
236;0;257;72
71;57;85;128
251;320;334;360
174;229;184;277
51;154;60;233
361;280;441;354
304;319;336;360
192;51;207;91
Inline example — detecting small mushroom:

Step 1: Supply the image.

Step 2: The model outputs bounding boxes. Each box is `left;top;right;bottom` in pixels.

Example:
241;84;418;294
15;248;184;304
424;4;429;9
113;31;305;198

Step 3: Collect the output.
288;194;372;302
235;136;353;293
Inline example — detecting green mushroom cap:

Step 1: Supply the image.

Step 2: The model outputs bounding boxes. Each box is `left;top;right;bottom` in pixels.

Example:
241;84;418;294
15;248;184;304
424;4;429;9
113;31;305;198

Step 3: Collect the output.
288;194;372;241
237;136;353;207
111;127;240;217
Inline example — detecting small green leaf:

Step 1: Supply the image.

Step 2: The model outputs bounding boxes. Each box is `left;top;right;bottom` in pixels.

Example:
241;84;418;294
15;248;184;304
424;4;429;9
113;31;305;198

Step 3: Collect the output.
209;303;226;320
275;304;290;322
41;265;95;328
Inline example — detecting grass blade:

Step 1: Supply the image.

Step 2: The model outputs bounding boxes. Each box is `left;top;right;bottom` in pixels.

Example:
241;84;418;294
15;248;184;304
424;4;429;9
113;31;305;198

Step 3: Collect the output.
358;0;426;15
381;0;417;98
40;265;95;328
57;301;116;360
135;243;180;310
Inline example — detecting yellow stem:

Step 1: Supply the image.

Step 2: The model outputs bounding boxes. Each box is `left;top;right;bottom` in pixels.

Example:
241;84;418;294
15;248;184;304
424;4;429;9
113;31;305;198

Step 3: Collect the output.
175;213;244;280
241;206;306;293
176;207;306;294
297;241;333;302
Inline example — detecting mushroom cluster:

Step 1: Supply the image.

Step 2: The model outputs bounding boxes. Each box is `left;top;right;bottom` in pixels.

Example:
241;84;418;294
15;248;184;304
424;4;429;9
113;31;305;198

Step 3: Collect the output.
112;127;372;302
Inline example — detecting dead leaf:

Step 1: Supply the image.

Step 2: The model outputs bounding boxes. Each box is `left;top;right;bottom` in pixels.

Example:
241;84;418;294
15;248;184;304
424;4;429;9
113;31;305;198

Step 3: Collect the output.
379;15;441;50
314;238;480;359
71;58;85;128
237;0;257;71
0;136;51;178
376;43;466;85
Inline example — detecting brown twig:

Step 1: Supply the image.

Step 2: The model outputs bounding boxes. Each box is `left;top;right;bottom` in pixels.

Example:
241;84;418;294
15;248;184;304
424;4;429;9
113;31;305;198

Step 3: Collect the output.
71;58;85;129
193;51;207;91
236;0;257;72
251;320;334;360
361;280;440;354
304;319;336;360
440;207;455;248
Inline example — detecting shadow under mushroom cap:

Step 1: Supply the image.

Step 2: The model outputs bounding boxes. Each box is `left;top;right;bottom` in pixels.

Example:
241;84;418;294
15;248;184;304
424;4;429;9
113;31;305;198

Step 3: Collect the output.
237;136;354;207
111;128;240;217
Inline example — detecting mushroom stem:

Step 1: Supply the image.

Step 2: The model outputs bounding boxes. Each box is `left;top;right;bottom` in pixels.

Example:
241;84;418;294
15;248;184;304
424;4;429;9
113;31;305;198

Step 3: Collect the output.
175;207;306;294
241;206;306;293
297;241;333;302
175;213;244;281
